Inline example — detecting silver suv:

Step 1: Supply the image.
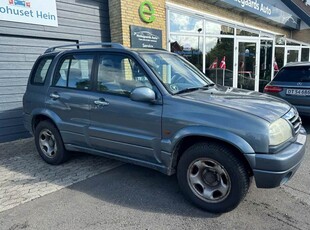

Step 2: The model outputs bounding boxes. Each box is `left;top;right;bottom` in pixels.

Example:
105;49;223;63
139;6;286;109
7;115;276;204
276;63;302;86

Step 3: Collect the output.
23;43;306;213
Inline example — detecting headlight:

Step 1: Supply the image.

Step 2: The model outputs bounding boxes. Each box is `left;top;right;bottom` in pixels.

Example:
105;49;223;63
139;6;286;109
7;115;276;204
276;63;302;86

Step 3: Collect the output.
269;118;292;146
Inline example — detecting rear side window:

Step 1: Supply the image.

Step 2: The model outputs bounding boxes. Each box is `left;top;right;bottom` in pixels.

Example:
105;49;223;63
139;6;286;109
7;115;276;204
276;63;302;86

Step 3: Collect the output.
54;54;93;90
274;66;310;82
31;57;53;85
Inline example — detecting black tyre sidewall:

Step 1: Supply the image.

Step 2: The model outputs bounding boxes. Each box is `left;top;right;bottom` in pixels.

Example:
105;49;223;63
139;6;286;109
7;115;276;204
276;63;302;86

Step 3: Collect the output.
177;142;249;213
35;120;69;165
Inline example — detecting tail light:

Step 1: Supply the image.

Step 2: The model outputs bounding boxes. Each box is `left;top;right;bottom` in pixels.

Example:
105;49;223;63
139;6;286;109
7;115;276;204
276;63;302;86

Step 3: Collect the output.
264;85;283;93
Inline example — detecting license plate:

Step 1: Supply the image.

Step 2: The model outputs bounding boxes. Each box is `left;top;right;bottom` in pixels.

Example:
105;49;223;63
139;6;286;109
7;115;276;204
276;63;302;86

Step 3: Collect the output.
286;89;310;96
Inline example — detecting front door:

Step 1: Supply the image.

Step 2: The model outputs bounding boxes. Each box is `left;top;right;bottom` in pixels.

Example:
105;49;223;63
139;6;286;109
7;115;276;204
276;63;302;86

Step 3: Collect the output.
235;40;259;91
88;53;162;164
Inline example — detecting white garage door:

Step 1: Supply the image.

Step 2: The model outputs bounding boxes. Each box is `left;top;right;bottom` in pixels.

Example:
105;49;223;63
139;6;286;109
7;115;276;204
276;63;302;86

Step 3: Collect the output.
0;35;77;142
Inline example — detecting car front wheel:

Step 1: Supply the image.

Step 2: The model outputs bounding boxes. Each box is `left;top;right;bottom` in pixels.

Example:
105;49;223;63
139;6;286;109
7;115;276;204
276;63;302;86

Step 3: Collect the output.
35;120;70;165
177;142;250;213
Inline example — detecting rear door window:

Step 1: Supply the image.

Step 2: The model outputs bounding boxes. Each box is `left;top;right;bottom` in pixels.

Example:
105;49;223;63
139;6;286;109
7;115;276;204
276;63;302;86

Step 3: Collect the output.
274;66;310;82
31;57;53;85
54;54;94;90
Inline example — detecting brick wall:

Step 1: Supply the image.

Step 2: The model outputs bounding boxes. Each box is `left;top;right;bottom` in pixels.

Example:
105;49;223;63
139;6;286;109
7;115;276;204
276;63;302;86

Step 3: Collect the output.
293;29;310;43
108;0;166;48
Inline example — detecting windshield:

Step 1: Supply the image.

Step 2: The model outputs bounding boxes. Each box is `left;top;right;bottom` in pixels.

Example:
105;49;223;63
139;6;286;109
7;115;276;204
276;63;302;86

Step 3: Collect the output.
139;52;213;94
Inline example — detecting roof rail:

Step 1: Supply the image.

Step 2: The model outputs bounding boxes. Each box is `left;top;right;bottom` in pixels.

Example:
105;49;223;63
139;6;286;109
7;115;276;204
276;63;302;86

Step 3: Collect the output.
44;42;125;53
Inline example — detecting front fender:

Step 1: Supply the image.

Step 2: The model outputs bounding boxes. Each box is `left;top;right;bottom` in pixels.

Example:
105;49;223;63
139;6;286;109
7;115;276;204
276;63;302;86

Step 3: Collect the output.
161;126;255;155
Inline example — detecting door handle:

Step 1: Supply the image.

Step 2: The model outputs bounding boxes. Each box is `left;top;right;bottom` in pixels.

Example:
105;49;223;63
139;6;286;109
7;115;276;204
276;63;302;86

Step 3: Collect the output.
50;92;60;100
94;99;109;106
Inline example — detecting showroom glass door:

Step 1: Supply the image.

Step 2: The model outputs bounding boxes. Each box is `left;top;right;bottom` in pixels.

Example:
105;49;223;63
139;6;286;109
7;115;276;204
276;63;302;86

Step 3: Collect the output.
236;40;259;91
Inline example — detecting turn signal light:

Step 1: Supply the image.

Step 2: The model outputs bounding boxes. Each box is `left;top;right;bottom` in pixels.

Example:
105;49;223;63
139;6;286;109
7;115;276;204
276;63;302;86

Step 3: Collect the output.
264;85;283;93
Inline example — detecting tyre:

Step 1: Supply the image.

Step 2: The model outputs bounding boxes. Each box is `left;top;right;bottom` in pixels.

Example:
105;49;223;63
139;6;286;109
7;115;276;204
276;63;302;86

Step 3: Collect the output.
34;120;70;165
177;142;249;213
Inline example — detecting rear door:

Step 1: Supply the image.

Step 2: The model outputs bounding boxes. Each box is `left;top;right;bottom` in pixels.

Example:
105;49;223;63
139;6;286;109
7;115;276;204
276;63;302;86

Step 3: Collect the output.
46;53;94;147
88;53;162;163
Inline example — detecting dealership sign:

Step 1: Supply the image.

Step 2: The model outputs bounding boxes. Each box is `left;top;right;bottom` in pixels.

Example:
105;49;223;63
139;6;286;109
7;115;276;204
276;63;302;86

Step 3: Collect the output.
131;25;162;49
220;0;300;29
0;0;58;27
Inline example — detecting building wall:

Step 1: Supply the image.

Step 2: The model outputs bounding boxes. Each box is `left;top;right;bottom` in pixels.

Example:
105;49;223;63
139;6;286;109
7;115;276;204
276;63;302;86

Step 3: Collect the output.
0;0;111;143
293;29;310;43
109;0;166;48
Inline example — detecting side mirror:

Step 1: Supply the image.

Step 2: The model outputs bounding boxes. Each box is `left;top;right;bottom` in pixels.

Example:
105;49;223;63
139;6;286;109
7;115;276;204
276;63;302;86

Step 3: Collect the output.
130;87;156;102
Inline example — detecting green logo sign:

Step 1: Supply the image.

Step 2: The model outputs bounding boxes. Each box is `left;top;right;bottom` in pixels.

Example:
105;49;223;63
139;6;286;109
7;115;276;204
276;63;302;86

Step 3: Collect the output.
139;1;155;23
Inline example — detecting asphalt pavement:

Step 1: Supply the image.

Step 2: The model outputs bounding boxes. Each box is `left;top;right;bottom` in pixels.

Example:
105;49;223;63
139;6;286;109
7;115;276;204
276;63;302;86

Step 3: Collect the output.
0;119;310;230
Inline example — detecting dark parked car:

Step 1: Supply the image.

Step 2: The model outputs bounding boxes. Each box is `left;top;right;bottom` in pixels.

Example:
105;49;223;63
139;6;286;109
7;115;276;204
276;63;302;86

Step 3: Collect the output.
23;43;306;213
264;62;310;116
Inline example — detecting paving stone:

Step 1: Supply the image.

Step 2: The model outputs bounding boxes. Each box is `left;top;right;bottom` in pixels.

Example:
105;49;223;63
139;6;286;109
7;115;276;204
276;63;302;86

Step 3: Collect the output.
0;138;123;213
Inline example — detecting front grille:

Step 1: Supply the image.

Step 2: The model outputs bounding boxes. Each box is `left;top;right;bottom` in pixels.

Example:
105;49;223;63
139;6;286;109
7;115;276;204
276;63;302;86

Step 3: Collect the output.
283;108;302;135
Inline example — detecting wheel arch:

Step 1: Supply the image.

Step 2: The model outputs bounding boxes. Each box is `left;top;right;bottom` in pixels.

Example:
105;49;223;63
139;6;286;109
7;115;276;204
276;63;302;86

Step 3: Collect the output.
169;130;255;177
31;109;62;133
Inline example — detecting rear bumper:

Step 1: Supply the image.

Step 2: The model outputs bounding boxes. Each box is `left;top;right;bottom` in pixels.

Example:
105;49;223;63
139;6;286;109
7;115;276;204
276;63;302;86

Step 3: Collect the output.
245;126;307;188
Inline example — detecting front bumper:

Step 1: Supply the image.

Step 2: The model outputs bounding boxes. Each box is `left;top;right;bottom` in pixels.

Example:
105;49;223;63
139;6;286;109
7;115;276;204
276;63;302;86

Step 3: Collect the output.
245;126;307;188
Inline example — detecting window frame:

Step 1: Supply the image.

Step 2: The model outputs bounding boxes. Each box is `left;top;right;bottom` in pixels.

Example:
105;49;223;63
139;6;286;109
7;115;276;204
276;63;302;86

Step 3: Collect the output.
52;53;95;91
30;56;54;86
94;52;156;97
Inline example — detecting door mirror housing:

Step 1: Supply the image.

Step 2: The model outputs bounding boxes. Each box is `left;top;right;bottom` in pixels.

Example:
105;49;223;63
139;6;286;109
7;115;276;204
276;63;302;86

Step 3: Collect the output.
130;87;156;102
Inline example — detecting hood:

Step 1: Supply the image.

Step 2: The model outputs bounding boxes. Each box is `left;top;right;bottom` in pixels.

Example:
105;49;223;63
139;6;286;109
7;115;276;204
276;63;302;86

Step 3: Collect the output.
178;86;291;122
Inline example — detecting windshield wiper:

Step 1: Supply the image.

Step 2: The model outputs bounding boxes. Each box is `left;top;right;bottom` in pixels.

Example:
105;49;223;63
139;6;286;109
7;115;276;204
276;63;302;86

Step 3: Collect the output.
174;84;215;95
174;87;201;95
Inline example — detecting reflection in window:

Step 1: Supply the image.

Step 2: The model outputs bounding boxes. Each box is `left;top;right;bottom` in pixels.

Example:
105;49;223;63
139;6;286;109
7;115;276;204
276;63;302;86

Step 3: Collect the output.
287;40;300;46
205;38;234;87
55;55;93;90
301;48;309;62
169;12;203;33
170;35;203;71
287;50;299;63
97;55;151;95
259;40;273;92
275;47;285;74
236;29;259;37
205;21;234;35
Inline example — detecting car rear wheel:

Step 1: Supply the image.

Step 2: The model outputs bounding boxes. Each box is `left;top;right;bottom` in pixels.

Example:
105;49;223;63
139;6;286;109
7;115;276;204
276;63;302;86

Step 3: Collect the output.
35;120;70;165
177;142;249;213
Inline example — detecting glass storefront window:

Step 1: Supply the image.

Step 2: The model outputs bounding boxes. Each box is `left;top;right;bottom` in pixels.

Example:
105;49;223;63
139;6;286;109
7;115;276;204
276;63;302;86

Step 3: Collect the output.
170;35;203;71
287;41;300;46
276;36;286;45
168;8;310;91
205;21;234;35
275;47;285;75
236;29;259;37
237;41;257;91
260;40;273;92
301;48;310;62
205;38;234;87
169;12;203;34
287;50;299;63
